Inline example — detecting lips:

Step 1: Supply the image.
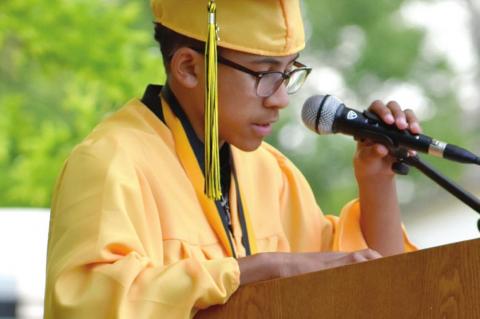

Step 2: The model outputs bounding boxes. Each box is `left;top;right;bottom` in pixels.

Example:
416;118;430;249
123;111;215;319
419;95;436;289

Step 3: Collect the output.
251;119;277;137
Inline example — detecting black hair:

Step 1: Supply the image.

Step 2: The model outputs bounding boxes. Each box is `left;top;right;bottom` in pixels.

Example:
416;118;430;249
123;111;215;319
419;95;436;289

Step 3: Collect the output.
153;23;205;73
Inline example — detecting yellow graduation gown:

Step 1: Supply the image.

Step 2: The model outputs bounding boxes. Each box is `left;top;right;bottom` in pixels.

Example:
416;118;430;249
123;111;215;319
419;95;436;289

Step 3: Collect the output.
44;88;415;319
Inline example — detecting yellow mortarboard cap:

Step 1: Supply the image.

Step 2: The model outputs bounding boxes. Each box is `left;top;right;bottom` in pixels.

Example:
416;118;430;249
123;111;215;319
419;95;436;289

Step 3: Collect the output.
151;0;305;200
151;0;305;56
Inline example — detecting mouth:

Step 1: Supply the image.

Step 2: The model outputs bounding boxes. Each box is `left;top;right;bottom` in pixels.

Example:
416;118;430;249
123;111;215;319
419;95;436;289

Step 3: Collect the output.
251;120;276;137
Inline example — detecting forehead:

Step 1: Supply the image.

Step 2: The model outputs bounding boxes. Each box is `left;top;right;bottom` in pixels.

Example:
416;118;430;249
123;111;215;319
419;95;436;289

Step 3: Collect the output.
220;47;300;66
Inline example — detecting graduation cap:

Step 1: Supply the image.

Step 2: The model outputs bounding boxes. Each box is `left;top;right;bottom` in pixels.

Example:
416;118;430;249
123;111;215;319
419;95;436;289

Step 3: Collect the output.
151;0;305;199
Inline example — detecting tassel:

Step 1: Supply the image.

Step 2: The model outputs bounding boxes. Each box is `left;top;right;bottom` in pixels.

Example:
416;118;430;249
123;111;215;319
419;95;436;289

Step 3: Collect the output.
205;0;221;200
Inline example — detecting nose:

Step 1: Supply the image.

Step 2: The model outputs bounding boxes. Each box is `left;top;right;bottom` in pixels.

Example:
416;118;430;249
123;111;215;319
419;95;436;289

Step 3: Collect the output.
263;83;289;109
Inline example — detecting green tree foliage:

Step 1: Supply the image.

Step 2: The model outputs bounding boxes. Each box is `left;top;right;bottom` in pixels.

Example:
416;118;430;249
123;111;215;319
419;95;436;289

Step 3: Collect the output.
0;1;163;206
0;0;475;213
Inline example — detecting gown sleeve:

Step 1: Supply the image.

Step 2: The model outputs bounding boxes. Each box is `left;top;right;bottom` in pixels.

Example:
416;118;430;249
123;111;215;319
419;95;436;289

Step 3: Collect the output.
271;144;416;253
44;142;240;319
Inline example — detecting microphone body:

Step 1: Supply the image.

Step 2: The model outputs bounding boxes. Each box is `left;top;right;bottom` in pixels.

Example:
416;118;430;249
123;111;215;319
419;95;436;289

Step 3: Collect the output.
302;95;480;165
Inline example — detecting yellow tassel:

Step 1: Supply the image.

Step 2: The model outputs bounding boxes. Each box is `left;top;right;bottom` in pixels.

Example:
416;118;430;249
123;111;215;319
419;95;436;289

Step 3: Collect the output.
205;0;221;200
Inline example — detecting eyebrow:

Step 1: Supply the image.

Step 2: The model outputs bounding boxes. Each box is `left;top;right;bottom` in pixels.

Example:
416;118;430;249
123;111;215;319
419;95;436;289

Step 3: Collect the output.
249;53;300;66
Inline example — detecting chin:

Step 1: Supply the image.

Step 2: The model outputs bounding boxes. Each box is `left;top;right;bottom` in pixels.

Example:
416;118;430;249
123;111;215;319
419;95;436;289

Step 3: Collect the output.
229;138;263;152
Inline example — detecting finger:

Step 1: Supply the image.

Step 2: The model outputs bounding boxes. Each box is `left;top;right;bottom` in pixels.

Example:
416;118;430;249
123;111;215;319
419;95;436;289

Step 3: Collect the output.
368;100;395;125
364;249;382;259
386;101;408;130
374;144;389;157
350;249;382;262
404;108;422;134
350;253;369;263
309;252;349;260
356;143;390;161
348;251;374;263
310;252;355;270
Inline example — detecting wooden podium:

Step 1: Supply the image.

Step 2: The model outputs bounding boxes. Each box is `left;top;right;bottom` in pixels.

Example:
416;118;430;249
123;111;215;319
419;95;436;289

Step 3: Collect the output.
195;239;480;319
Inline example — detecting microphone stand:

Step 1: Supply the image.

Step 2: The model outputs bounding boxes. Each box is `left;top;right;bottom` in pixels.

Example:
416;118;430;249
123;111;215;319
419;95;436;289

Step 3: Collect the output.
391;148;480;232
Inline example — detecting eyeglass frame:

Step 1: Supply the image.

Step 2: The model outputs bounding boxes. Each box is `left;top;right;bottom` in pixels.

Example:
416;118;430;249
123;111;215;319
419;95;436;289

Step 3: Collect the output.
190;47;312;97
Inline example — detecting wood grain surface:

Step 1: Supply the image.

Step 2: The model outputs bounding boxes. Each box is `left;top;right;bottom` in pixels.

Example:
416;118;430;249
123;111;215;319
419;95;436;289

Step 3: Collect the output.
195;238;480;319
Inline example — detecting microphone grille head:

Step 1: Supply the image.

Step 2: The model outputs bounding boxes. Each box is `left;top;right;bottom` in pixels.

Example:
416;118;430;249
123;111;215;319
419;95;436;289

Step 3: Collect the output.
301;95;343;134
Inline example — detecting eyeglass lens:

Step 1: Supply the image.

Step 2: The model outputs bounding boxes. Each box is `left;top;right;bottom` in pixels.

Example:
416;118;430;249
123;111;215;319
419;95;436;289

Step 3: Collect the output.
257;69;309;97
257;73;283;97
286;70;308;94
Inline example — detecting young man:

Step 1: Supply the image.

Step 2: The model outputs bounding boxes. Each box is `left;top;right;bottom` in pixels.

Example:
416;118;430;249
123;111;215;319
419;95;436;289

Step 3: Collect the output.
44;1;418;318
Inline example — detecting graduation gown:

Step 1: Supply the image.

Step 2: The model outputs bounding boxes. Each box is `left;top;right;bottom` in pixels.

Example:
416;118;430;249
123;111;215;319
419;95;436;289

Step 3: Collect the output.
44;85;415;319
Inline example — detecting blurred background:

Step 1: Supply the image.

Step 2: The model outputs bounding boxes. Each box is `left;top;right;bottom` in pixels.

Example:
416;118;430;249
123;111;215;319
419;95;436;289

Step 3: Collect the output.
0;0;479;318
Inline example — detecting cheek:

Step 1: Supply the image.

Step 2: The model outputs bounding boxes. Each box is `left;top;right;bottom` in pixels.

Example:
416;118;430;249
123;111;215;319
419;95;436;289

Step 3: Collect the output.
218;80;257;124
219;70;257;99
218;94;258;131
221;72;261;105
218;103;245;130
217;72;262;140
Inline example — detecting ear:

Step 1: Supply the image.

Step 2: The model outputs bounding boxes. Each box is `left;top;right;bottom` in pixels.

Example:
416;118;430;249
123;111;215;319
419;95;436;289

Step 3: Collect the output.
169;47;203;88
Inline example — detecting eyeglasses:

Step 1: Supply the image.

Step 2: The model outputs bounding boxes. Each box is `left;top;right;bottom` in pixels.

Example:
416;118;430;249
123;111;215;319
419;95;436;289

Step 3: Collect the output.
217;55;312;97
190;47;312;98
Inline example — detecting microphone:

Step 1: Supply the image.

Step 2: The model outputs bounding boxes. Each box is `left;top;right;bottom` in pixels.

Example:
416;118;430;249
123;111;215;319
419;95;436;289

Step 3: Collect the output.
301;94;480;165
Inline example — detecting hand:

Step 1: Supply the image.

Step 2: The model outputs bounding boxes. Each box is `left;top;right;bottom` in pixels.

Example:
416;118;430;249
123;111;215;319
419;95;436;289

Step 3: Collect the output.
352;100;421;256
353;100;422;180
237;249;382;286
